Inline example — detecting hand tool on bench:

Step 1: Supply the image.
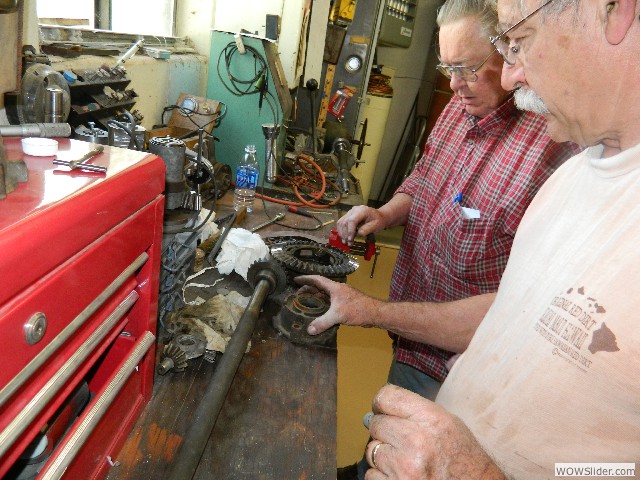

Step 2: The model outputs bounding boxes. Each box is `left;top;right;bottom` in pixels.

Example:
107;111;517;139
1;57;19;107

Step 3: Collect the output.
53;145;106;173
329;229;380;278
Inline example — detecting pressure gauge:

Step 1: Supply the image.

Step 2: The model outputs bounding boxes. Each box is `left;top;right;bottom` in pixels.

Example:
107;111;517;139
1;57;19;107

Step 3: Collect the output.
344;55;363;74
179;96;199;116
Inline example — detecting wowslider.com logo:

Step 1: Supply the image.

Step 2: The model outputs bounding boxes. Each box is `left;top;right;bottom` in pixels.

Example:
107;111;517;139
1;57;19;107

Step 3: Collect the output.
555;463;636;477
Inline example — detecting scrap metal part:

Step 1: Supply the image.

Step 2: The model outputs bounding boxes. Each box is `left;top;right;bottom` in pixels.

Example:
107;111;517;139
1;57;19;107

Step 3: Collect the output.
247;259;289;293
157;343;188;375
273;292;337;348
0;140;28;200
270;238;359;278
174;333;207;360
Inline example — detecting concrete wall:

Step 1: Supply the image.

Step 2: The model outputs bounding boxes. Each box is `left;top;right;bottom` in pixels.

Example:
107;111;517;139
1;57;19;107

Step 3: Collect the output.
49;54;208;130
0;0;323;124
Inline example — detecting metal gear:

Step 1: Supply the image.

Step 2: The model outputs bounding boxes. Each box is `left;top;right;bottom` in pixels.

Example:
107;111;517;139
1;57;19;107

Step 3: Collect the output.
247;259;289;295
272;292;337;348
270;239;359;278
157;343;188;375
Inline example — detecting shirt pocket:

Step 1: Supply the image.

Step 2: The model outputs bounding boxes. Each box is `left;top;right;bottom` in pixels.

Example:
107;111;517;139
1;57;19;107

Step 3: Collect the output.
431;203;511;288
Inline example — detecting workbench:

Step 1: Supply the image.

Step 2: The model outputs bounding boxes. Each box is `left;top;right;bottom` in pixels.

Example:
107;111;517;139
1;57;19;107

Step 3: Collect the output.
105;196;339;479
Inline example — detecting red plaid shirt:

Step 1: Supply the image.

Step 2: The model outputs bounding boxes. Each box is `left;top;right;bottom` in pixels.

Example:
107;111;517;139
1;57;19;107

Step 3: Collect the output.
391;95;580;382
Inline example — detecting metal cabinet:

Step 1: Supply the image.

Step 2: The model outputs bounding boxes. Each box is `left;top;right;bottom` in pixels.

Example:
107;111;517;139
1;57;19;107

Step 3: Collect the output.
0;139;165;479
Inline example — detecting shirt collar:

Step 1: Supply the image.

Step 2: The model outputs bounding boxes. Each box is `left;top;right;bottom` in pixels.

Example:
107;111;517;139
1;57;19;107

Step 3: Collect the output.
459;94;519;133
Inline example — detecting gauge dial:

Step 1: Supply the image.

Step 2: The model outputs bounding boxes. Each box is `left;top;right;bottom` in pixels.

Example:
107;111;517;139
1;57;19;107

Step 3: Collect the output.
179;96;199;116
345;55;363;73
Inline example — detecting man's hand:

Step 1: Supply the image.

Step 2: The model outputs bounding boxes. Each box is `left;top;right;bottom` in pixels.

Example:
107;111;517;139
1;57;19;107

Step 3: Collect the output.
294;275;380;335
364;384;505;480
336;205;386;245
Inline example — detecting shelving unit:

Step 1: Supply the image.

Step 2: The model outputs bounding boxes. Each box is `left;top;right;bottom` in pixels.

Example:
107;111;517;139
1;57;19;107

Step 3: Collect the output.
63;65;139;128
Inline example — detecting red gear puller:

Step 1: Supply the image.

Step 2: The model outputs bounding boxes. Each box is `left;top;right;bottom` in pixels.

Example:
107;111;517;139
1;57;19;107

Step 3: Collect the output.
328;229;380;278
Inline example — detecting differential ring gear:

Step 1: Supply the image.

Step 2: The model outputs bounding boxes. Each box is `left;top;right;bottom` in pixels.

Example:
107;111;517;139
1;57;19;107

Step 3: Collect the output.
271;239;358;278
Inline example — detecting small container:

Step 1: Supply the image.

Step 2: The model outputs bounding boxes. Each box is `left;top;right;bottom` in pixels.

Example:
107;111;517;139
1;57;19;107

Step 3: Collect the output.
21;138;58;157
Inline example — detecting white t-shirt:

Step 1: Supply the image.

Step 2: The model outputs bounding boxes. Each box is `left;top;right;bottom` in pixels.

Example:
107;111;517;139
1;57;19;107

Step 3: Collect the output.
437;143;640;478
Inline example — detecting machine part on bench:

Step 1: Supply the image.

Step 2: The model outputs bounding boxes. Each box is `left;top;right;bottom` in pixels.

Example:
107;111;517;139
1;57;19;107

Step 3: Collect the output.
19;64;71;124
73;122;109;145
270;239;359;278
149;136;187;210
157;343;188;375
0;141;28;200
273;292;337;348
174;333;207;360
211;160;232;199
204;349;217;363
166;259;287;480
246;259;289;295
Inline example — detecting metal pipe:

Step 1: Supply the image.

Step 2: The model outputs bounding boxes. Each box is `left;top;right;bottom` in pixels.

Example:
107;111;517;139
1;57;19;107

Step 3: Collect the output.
262;123;278;183
45;87;64;123
166;269;277;480
205;210;239;265
0;123;71;138
305;79;319;156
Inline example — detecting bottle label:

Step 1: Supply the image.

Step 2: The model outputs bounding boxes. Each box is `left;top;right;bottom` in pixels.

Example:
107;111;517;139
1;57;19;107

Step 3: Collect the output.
236;166;258;189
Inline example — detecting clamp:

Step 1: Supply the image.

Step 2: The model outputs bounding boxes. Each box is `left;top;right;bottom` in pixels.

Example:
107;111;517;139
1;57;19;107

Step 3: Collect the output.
328;229;380;278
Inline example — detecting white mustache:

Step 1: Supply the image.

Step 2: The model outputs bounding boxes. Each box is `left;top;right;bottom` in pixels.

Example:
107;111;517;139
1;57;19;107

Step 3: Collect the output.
514;88;549;115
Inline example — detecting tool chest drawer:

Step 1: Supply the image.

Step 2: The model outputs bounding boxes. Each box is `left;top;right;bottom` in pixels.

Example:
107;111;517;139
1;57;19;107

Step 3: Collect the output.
0;139;164;479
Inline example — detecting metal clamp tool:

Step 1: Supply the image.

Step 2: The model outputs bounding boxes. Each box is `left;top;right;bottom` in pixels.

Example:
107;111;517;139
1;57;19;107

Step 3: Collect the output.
328;229;380;278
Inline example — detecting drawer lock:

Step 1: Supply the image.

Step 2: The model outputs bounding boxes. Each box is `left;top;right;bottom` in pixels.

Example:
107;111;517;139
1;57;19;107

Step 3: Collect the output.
24;312;47;345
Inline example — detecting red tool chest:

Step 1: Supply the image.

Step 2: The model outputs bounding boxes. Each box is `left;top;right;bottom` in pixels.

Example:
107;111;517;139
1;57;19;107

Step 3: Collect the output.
0;138;165;479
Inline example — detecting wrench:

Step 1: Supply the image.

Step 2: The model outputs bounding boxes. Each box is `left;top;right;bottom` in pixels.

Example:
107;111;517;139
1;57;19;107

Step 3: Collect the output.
53;145;106;172
250;212;285;232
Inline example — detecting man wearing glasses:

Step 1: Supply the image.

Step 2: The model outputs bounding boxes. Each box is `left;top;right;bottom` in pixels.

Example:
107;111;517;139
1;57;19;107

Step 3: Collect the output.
301;0;640;477
334;0;578;478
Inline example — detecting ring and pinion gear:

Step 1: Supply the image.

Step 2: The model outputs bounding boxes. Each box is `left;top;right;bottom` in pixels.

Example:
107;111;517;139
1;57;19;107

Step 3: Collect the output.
157;343;188;375
270;239;359;278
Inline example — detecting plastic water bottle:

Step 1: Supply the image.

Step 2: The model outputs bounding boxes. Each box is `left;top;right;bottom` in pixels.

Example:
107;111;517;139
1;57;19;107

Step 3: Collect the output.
233;144;259;212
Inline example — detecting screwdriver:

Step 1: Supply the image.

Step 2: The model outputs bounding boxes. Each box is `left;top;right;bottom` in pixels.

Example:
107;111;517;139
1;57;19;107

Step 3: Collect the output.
287;205;317;218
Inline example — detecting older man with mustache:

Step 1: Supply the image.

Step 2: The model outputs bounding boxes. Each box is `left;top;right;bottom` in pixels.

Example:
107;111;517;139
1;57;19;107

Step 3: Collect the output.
298;0;640;477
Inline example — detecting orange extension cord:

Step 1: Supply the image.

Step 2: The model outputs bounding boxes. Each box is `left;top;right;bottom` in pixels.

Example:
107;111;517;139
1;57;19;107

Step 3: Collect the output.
251;153;342;209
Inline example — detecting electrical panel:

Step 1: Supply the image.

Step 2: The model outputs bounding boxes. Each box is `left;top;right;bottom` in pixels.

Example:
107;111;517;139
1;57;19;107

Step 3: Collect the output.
377;0;417;48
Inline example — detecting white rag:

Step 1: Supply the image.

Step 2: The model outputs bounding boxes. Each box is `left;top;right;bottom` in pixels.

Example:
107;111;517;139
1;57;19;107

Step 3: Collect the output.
215;227;270;280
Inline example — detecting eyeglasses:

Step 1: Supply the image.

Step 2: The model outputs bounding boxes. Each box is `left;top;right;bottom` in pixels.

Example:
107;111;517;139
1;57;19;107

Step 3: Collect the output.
490;0;554;65
436;49;497;82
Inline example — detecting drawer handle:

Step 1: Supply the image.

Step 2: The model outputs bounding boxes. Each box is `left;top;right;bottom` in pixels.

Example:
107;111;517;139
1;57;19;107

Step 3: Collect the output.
0;252;148;409
0;290;139;460
38;331;155;480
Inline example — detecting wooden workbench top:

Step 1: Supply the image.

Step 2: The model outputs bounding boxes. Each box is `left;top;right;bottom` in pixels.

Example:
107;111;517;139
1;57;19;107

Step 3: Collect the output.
105;194;338;480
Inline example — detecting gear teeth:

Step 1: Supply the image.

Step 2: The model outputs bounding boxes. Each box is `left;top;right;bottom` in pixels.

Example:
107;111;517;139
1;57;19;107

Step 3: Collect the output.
270;239;359;277
157;343;188;375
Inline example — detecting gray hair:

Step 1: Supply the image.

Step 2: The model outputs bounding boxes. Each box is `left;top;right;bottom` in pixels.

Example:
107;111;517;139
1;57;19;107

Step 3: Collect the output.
520;0;581;21
436;0;499;38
